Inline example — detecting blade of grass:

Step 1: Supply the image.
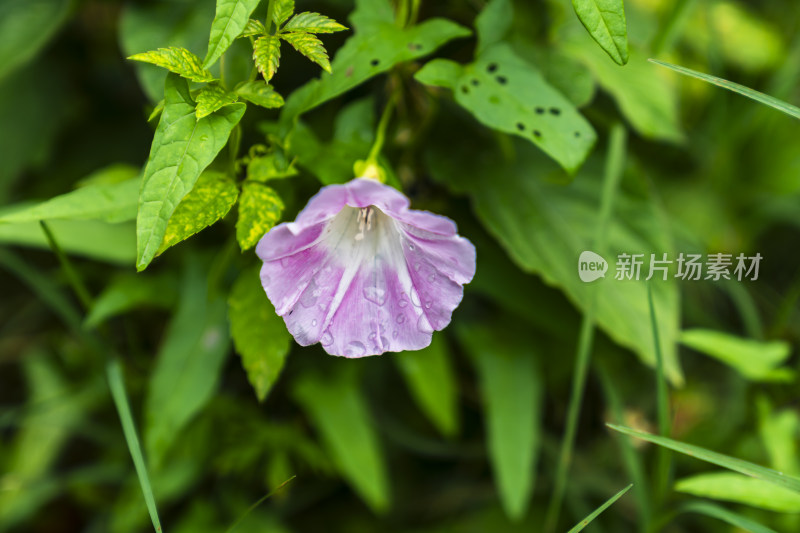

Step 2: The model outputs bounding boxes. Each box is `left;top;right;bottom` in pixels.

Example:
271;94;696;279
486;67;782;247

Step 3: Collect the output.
566;484;633;533
647;281;672;503
39;220;94;310
107;358;163;533
607;424;800;493
679;501;779;533
649;59;800;120
224;475;296;533
544;124;627;532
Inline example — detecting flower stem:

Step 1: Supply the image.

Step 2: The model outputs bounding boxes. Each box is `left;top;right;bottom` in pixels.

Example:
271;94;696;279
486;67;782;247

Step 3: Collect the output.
264;0;277;34
367;93;398;164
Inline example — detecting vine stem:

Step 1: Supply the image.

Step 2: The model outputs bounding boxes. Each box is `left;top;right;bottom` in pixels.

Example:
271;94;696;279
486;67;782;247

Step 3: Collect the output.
367;92;399;164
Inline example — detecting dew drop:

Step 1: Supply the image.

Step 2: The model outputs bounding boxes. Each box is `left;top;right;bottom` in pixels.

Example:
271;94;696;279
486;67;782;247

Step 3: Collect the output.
393;330;399;339
368;331;377;341
379;336;390;349
414;263;421;272
427;274;436;283
398;295;409;308
311;319;318;327
417;314;434;334
396;315;406;324
424;300;432;309
262;274;271;286
280;257;291;268
363;286;387;306
410;290;422;307
409;243;415;251
344;341;366;357
321;330;333;346
299;279;319;308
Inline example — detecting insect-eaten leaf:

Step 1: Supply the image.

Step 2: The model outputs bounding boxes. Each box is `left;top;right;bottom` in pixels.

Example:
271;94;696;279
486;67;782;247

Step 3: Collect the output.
195;84;240;118
228;266;292;402
284;12;348;34
128;46;216;83
236;182;284;251
235;80;284;109
157;171;239;256
280;32;331;73
253;35;281;81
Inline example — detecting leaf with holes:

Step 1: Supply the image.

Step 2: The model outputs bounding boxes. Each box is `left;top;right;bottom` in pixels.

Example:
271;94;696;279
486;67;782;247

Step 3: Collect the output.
279;0;471;126
240;18;266;38
235;80;284;109
157;171;239;256
195;84;240;118
253;35;281;81
572;0;629;65
280;32;331;73
203;0;262;67
284;12;348;34
236;182;284;251
416;44;596;173
228;266;292;402
272;0;295;27
128;46;216;83
136;74;245;271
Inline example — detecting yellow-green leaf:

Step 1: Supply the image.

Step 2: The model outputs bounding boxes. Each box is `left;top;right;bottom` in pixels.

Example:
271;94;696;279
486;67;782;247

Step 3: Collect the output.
203;0;262;67
236;182;283;250
235;80;284;109
195;84;240;118
253;35;281;81
228;266;292;402
128;46;216;83
247;154;297;182
272;0;295;27
676;472;800;512
280;32;330;73
240;18;266;38
283;12;348;34
157;171;239;256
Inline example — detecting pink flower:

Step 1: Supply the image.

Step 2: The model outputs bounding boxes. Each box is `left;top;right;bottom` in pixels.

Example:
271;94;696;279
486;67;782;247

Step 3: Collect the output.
256;178;476;357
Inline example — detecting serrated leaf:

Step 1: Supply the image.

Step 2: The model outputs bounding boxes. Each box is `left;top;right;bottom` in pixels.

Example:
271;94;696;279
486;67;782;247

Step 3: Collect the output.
458;322;543;521
253;35;281;81
247;154;297;182
240;18;266;38
394;335;459;438
228;267;292;402
415;44;596;173
235;80;284;109
157;171;239;256
203;0;262;68
280;32;331;73
676;472;800;512
136;74;245;271
236;182;283;251
0;165;140;224
293;369;390;513
272;0;295;27
279;1;471;125
145;258;230;469
195;84;240;118
572;0;629;65
128;46;216;83
284;12;348;33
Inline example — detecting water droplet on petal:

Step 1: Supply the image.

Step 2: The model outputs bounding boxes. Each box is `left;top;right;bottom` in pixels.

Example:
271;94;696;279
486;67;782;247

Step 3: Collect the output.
262;275;271;286
393;330;399;339
410;289;422;307
311;319;318;327
344;341;366;357
379;336;390;349
424;300;432;309
396;315;406;324
414;263;421;272
368;331;377;341
409;243;415;251
280;257;291;268
299;279;319;308
363;286;387;306
427;274;436;283
417;314;433;334
321;330;333;346
398;294;409;308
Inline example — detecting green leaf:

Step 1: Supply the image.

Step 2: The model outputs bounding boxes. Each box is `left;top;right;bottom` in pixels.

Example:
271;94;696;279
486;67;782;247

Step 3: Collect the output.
475;0;512;55
236;182;284;251
0;219;135;264
228;267;291;402
272;0;295;27
415;44;596;173
136;74;245;271
240;18;266;38
293;369;390;513
679;501;779;533
458;322;543;521
145;259;230;469
280;32;331;73
394;335;459;438
203;0;263;68
84;272;177;329
280;2;470;126
235;80;284;109
572;0;629;65
428;138;682;384
128;46;216;83
676;472;800;512
650;58;800;120
680;329;793;382
283;12;348;34
757;397;800;475
247;154;297;182
157;171;239;256
0;165;139;224
0;0;71;82
567;484;633;532
195;83;240;118
253;35;281;81
607;424;800;493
